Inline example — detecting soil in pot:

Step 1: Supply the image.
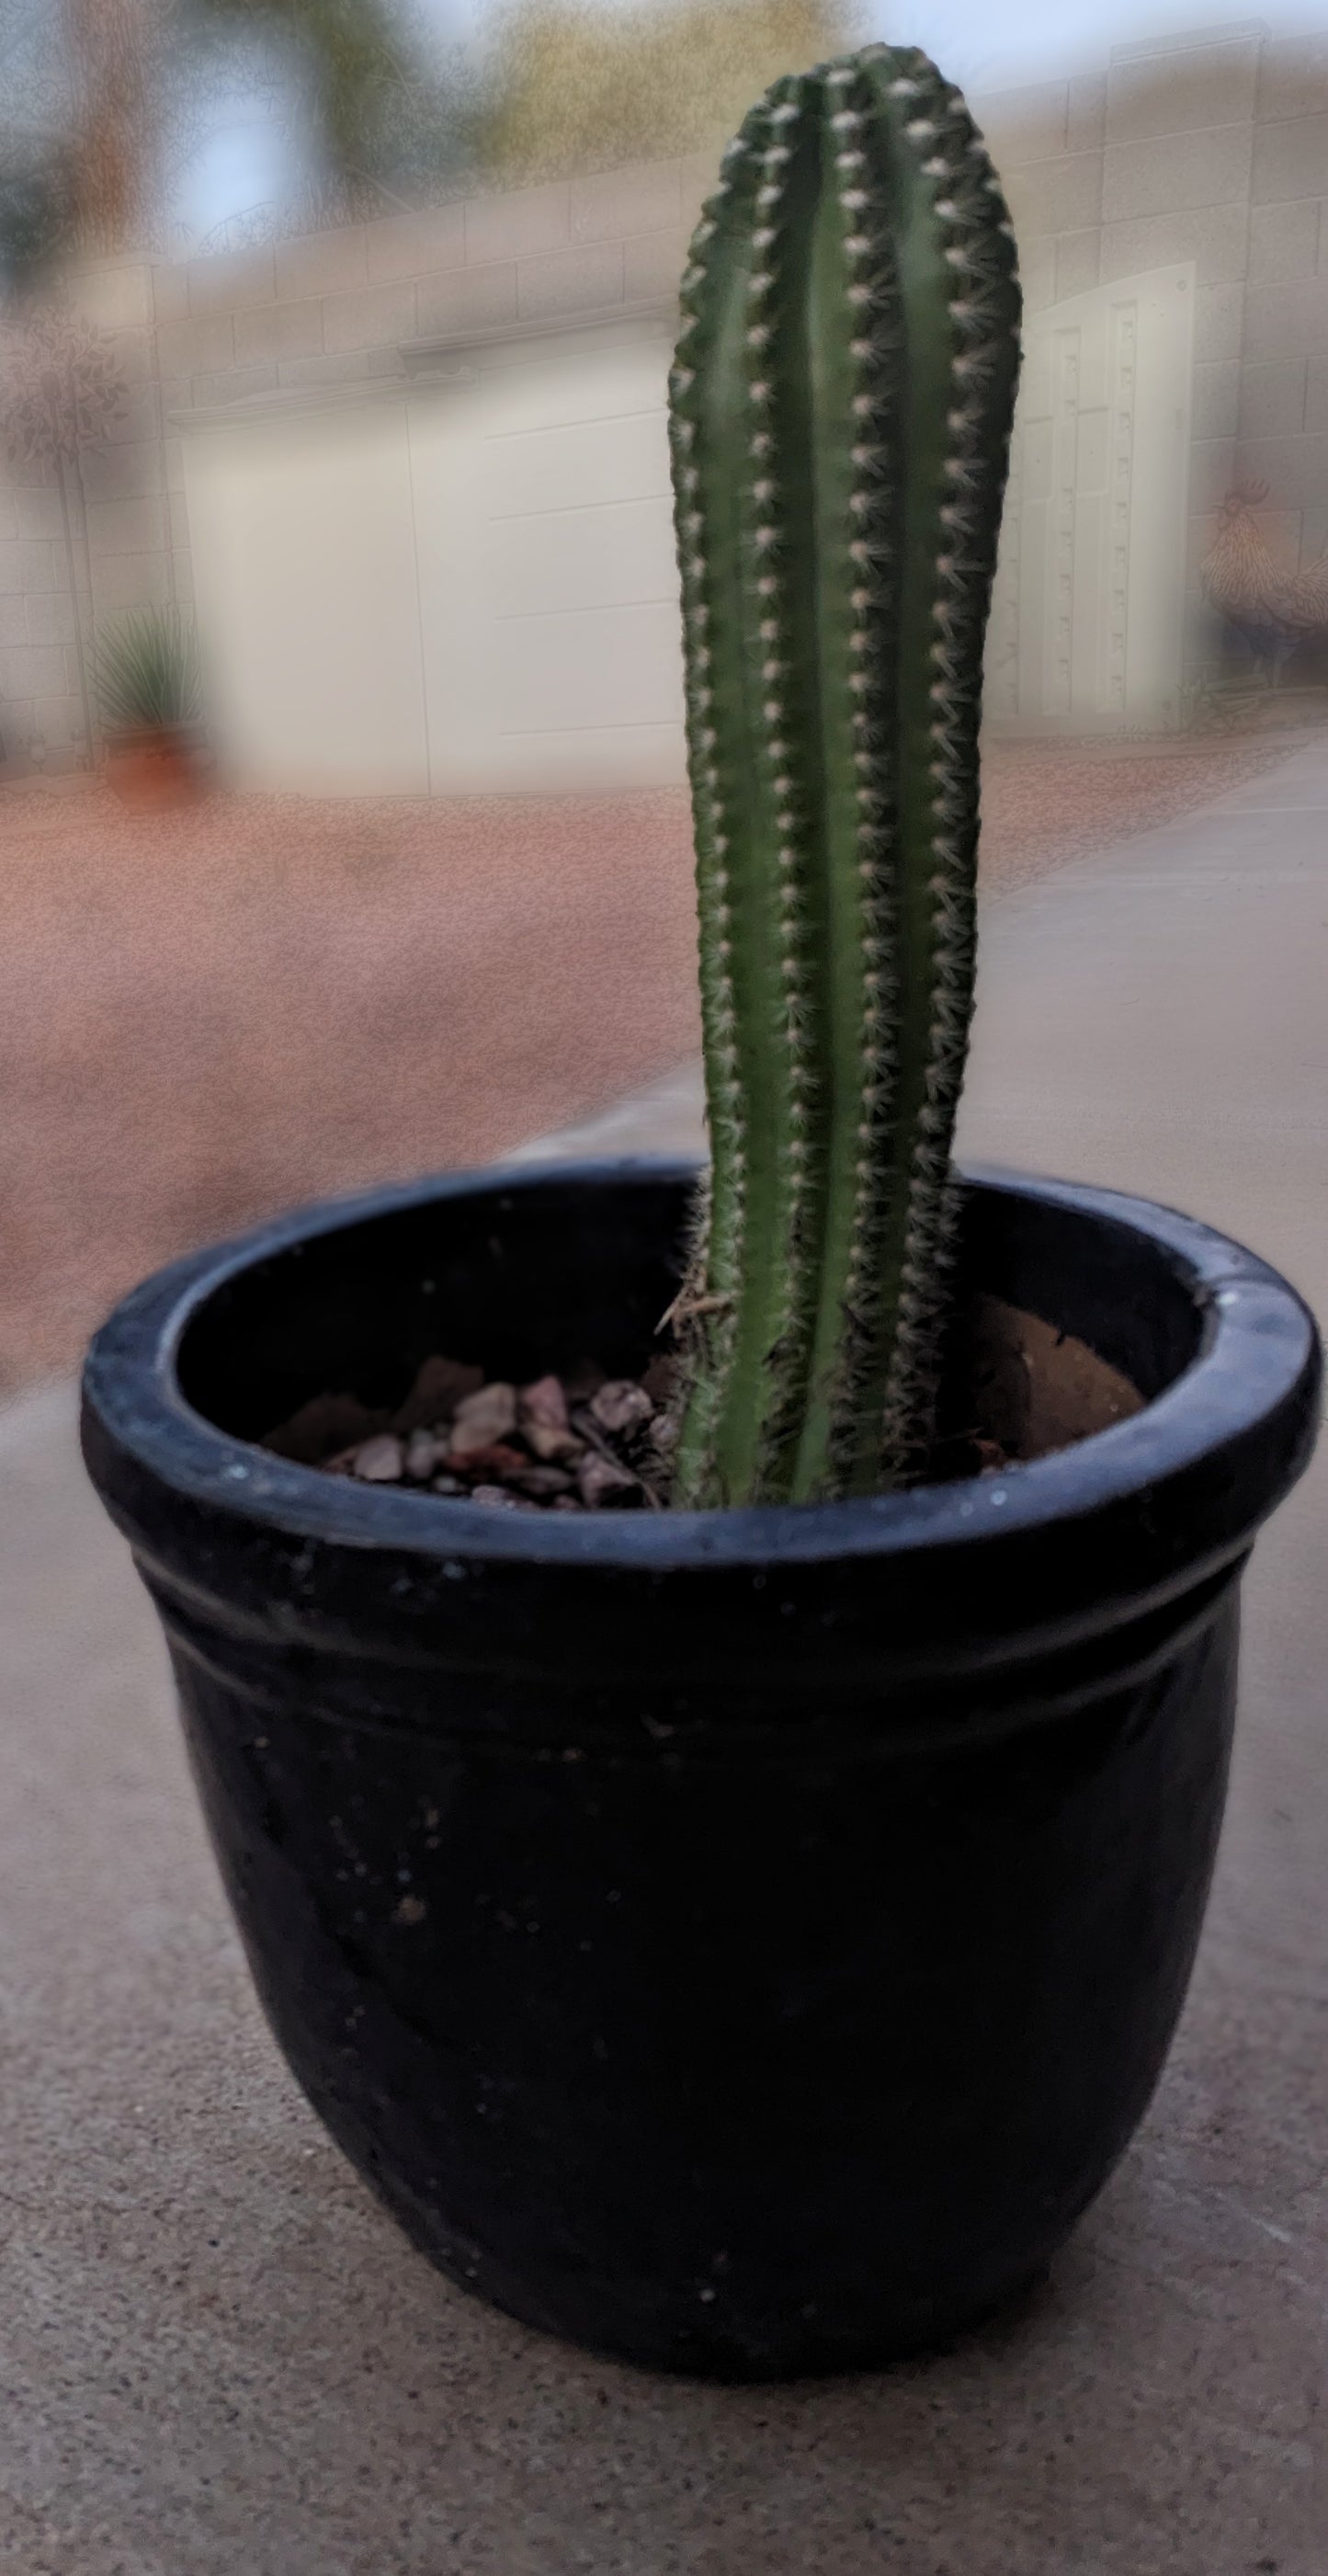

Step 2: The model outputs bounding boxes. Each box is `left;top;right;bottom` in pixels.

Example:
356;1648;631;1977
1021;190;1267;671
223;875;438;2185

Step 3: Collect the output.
260;1295;1144;1510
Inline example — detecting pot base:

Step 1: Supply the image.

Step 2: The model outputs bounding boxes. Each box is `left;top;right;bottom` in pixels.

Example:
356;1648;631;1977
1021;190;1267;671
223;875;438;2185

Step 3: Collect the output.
392;2197;1057;2382
362;2147;1061;2380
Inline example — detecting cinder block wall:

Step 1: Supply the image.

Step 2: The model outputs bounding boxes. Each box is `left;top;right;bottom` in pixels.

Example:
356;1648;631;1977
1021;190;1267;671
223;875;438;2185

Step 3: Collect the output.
151;154;713;418
977;21;1328;649
0;454;78;769
1241;28;1328;572
5;23;1328;768
1;251;171;767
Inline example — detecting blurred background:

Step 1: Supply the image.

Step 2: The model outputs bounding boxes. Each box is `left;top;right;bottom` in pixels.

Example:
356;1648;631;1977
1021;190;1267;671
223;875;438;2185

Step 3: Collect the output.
3;0;1328;1397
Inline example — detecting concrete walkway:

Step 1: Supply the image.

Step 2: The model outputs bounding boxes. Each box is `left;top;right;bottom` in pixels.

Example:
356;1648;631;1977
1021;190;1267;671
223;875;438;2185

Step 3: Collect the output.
3;746;1327;2575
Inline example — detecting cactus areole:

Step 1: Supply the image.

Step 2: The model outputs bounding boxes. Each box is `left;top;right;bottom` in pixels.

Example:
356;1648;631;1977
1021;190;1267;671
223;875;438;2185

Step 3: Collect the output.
667;44;1021;1508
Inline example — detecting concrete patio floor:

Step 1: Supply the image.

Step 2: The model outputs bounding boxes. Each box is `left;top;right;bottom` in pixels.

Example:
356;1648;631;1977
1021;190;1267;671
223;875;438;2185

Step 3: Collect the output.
3;745;1327;2573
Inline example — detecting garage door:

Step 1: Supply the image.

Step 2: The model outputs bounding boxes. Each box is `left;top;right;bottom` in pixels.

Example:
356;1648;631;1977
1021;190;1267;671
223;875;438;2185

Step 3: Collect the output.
180;311;686;798
409;315;686;793
183;398;430;796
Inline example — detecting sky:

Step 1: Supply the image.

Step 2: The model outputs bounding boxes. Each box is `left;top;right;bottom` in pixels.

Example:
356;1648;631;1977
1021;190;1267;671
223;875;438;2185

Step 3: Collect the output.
175;0;1328;245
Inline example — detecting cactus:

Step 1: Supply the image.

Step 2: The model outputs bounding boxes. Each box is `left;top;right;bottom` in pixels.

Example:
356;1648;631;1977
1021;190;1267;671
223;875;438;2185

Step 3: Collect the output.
666;40;1021;1508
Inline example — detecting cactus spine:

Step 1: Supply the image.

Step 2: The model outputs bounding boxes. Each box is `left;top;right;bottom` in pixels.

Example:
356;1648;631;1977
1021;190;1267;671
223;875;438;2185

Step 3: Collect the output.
667;42;1021;1508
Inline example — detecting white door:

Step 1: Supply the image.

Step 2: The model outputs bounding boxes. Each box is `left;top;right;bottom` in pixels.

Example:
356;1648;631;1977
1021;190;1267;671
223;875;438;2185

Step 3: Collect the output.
986;264;1196;732
409;319;686;793
183;401;430;795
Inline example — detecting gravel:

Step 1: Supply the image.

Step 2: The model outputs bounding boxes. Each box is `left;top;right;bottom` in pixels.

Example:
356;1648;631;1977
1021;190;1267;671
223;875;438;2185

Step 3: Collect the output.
266;1353;671;1511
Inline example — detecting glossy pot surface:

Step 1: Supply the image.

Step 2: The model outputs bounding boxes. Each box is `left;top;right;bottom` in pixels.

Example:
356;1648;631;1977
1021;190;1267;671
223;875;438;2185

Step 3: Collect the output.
82;1162;1320;2377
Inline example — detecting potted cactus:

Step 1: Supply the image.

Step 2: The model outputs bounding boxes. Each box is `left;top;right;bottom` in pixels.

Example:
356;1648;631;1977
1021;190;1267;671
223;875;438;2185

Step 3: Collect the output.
82;44;1319;2381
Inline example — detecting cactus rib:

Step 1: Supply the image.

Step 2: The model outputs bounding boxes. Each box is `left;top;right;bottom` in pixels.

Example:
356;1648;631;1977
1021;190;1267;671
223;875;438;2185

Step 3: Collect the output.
668;42;1021;1508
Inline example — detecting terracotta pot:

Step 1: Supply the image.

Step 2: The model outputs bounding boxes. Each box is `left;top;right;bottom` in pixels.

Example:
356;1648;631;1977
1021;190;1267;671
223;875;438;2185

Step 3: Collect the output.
80;1161;1320;2378
103;726;205;811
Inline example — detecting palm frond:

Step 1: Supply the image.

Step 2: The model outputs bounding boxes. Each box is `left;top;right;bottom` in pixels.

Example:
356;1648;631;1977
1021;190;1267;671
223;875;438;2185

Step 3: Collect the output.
95;604;202;733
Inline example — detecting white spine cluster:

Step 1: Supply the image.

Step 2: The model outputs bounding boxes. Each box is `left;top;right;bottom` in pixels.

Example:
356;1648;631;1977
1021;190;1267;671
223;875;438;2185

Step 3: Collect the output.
838;94;901;1368
880;85;1021;1474
745;102;816;1434
669;146;749;1445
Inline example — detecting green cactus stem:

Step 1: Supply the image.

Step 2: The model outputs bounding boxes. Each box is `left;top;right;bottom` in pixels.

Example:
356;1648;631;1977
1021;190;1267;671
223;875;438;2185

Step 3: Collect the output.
666;40;1021;1509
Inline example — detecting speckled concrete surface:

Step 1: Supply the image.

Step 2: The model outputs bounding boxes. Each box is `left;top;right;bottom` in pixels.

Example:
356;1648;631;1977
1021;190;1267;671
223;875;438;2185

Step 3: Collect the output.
2;747;1327;2573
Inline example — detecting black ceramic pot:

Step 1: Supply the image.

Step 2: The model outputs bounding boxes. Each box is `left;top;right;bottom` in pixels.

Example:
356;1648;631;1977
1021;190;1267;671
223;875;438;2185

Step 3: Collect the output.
82;1161;1319;2381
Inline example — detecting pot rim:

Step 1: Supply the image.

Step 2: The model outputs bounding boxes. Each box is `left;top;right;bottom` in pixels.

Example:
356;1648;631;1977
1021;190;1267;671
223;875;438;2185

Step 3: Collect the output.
82;1157;1320;1579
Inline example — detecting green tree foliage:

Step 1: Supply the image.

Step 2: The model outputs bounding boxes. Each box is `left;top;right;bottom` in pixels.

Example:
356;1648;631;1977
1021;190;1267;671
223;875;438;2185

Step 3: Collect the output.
191;0;470;224
0;0;468;279
475;0;865;186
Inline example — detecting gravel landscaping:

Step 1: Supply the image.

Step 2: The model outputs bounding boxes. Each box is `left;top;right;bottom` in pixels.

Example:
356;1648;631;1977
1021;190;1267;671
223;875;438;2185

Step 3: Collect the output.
0;733;1295;1397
